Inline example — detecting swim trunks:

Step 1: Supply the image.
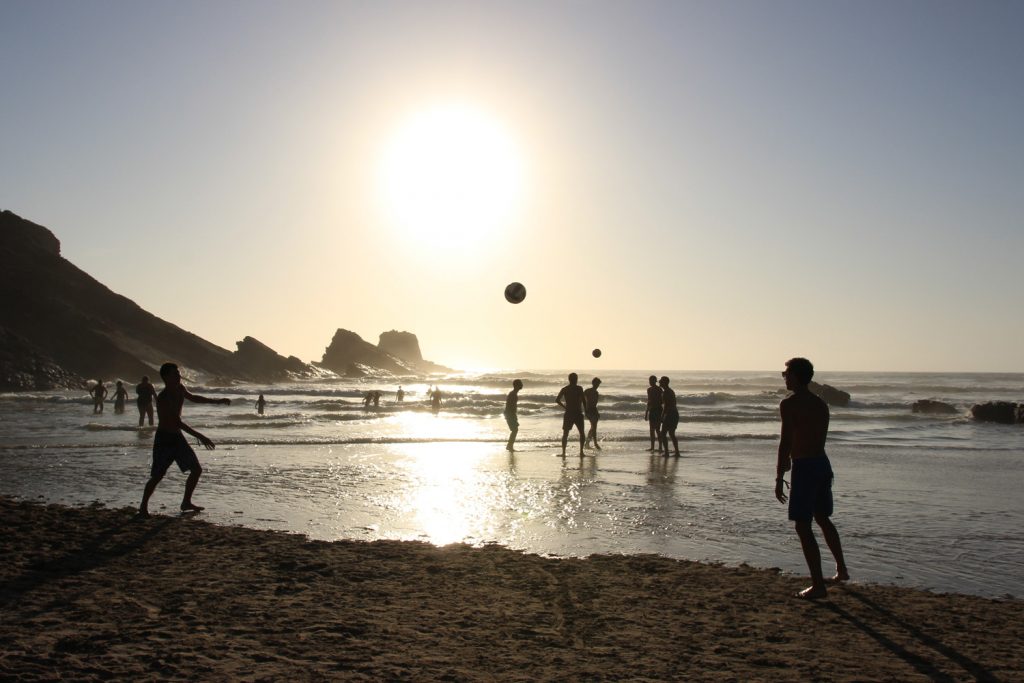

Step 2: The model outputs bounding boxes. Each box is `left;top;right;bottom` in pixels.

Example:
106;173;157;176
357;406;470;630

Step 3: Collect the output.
788;454;834;522
648;407;663;424
151;430;200;479
505;413;519;430
661;410;679;432
585;410;599;422
562;413;585;432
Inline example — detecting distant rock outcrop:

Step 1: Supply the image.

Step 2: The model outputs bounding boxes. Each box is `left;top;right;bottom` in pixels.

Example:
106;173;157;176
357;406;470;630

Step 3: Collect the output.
912;399;959;415
970;402;1020;424
808;381;851;407
232;336;329;382
378;330;450;374
319;329;413;376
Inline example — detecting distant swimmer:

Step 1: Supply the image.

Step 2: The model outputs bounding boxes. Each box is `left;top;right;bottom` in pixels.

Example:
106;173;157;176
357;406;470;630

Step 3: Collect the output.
136;376;157;427
645;375;663;452
372;390;382;407
430;385;442;414
138;362;231;516
775;357;849;600
91;380;107;414
256;393;267;415
504;379;523;452
556;373;586;457
658;376;680;456
113;380;129;414
396;385;405;403
583;377;602;450
363;391;374;408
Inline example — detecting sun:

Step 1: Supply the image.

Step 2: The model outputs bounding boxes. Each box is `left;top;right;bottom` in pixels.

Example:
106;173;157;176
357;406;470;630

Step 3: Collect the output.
376;103;526;250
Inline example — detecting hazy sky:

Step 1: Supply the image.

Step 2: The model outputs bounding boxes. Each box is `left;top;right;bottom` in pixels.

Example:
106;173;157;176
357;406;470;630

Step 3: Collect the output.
3;1;1022;372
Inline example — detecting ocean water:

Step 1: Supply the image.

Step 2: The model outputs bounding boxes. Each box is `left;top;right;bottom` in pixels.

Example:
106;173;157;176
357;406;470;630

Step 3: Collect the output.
1;370;1022;599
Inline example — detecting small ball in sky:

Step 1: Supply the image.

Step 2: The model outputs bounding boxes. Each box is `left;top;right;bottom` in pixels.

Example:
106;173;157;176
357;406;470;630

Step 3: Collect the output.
504;282;526;304
592;348;602;358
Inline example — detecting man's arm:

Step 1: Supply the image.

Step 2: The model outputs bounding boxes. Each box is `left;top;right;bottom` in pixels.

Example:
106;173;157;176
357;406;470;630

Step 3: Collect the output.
556;387;566;409
775;400;792;502
182;387;231;405
179;420;216;450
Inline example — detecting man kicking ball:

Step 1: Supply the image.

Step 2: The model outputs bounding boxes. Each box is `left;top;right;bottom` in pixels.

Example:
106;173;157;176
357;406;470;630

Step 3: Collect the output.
139;362;231;516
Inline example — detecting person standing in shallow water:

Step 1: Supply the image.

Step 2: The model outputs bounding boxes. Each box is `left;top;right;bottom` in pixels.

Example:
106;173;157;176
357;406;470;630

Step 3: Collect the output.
91;380;107;413
136;376;157;427
583;377;602;450
658;376;680;456
113;381;129;414
645;375;663;452
138;362;231;516
256;393;267;415
429;385;442;414
556;373;586;457
775;357;849;600
504;379;523;452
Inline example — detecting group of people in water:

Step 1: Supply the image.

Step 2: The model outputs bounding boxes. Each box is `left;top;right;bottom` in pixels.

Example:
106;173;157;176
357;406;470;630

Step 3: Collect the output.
125;356;848;600
89;377;157;426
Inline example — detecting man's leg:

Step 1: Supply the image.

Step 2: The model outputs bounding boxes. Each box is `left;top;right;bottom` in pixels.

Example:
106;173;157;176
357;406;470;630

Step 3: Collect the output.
669;428;679;455
795;519;827;598
181;463;204;511
139;474;163;516
507;426;518;451
814;513;849;581
576;422;585;455
561;428;569;456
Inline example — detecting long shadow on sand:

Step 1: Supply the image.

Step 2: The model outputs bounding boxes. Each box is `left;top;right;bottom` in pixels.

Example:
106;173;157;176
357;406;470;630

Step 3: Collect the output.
826;586;1000;683
0;511;175;617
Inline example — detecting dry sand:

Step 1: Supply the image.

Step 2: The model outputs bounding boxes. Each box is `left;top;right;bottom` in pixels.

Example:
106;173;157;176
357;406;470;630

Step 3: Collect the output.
1;497;1021;682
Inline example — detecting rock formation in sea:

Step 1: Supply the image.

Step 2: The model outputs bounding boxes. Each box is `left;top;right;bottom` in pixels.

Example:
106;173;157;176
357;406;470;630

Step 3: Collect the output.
232;336;333;383
911;399;959;415
808;381;851;407
377;330;450;374
317;329;447;377
970;401;1020;424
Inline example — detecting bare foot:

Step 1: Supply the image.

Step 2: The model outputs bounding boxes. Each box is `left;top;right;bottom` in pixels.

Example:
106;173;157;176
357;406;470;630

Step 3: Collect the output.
828;570;850;583
137;509;150;518
180;503;205;513
796;585;827;600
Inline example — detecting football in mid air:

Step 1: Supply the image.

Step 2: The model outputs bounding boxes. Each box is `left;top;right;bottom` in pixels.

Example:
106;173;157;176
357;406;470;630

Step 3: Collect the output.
504;282;527;304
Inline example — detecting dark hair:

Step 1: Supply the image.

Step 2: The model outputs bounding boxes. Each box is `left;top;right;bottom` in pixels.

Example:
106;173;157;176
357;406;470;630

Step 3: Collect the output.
513;379;523;390
659;376;670;385
785;357;814;384
592;377;601;387
159;362;178;381
649;375;657;384
568;373;578;383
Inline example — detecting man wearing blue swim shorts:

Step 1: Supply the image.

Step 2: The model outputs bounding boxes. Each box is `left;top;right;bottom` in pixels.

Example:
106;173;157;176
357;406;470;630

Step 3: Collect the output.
138;362;231;516
775;357;849;599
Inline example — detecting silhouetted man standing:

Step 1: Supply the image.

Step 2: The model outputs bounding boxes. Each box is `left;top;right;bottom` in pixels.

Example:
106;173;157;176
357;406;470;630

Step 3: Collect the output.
556;373;586;457
645;375;662;452
775;357;849;599
505;379;523;452
584;377;602;450
139;362;230;516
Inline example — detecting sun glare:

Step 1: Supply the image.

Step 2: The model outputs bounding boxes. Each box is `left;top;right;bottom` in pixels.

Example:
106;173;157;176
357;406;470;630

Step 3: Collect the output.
377;103;526;250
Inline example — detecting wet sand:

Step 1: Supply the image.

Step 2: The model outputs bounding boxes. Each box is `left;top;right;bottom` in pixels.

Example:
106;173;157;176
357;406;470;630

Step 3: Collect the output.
2;497;1021;682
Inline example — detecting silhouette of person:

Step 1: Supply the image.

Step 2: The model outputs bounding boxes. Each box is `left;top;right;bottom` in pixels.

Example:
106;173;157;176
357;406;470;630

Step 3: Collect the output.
430;385;442;414
396;385;405;403
136;376;157;427
113;380;129;414
583;377;602;450
91;380;107;414
775;357;849;599
138;362;231;516
372;390;381;407
658;376;680;456
645;375;663;452
363;391;373;408
556;373;586;457
504;379;523;452
256;393;267;415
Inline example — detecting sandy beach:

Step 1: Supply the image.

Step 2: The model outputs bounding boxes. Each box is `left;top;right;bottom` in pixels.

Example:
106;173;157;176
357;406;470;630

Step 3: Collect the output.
1;497;1021;681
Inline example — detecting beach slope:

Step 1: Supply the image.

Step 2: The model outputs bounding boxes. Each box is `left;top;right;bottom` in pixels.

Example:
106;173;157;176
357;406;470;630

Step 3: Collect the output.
1;498;1020;681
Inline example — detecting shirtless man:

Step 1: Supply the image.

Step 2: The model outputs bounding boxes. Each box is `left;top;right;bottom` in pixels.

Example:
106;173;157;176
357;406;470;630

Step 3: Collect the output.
92;380;107;414
138;362;230;516
644;375;663;452
136;376;157;427
504;379;523;452
775;357;849;599
556;373;586;457
583;377;602;450
658;376;680;456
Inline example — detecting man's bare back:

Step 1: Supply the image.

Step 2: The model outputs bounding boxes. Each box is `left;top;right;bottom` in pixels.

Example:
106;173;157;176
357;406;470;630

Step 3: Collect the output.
779;390;829;461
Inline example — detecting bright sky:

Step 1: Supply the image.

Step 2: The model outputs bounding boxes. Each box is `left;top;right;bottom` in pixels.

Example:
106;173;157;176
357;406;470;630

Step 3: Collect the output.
2;1;1022;372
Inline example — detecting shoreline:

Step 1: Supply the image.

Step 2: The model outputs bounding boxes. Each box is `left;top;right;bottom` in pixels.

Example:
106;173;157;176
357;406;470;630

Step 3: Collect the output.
2;498;1021;681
